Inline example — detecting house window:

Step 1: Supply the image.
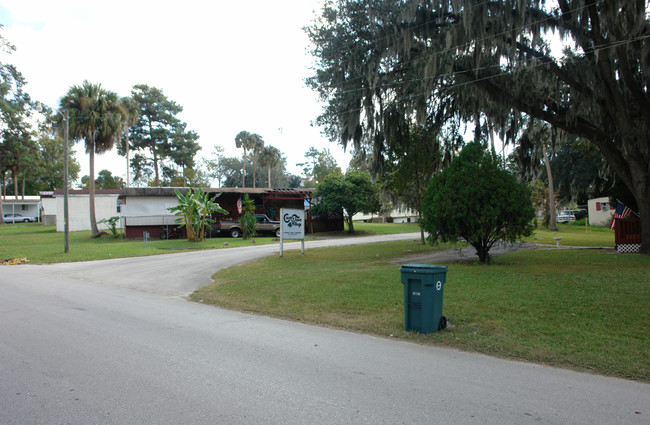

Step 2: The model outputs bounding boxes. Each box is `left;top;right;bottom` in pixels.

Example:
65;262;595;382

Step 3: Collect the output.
600;202;609;211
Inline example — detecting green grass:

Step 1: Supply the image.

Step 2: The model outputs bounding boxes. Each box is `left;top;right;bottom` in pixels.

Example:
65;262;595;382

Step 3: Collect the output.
192;242;649;381
528;221;615;247
319;221;422;236
0;221;422;264
0;223;278;264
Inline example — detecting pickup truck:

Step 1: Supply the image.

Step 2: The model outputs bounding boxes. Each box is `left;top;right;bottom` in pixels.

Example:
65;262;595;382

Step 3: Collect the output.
216;214;281;238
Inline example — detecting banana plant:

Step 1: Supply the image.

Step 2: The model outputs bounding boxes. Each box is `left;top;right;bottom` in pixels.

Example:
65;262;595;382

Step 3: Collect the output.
239;193;257;239
168;189;228;242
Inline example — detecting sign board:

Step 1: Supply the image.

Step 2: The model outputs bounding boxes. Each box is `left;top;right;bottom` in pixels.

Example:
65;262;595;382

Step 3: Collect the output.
280;208;305;256
281;208;305;240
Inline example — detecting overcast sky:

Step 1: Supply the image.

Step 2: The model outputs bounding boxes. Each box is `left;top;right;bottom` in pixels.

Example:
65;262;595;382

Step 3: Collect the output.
0;0;352;186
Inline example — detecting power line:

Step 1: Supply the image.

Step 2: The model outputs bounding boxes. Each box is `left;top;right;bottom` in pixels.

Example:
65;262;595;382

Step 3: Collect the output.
315;32;649;120
312;0;607;93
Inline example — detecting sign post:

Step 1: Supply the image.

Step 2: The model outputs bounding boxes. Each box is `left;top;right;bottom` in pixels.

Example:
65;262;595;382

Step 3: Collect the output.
280;208;305;257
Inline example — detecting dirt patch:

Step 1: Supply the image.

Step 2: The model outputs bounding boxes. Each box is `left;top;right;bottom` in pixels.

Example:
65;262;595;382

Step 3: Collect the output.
391;242;537;265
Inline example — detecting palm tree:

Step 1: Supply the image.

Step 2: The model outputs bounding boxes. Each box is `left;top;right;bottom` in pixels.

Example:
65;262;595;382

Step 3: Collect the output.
234;130;257;188
61;81;125;237
250;134;264;188
258;145;282;188
119;96;140;188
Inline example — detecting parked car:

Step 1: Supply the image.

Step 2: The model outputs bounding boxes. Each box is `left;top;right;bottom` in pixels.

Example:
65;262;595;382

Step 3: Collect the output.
216;214;281;238
3;213;37;223
556;211;576;223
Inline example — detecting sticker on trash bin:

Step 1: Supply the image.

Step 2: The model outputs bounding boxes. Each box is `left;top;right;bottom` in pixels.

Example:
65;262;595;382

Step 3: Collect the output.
436;281;442;290
412;291;421;296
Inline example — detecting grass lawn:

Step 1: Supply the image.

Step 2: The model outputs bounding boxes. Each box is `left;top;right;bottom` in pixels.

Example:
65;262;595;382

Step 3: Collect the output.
527;219;615;247
0;221;422;264
0;223;279;264
192;236;649;382
326;221;422;236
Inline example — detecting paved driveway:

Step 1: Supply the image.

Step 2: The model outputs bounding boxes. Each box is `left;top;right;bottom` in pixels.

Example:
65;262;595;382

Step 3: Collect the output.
22;233;423;297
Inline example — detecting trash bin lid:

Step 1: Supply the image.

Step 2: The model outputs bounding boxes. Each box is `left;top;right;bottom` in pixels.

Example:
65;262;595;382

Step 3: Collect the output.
400;264;448;273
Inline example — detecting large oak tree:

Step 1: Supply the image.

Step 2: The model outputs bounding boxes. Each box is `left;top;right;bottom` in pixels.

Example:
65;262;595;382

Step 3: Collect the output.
308;0;650;253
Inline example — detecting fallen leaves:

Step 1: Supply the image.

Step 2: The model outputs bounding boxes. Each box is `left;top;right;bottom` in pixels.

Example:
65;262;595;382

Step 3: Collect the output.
1;257;29;266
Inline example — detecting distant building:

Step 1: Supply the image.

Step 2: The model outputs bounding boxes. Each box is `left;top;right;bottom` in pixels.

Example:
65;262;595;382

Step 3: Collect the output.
353;206;419;223
118;187;324;238
39;192;57;225
1;196;41;222
587;197;613;226
51;189;122;232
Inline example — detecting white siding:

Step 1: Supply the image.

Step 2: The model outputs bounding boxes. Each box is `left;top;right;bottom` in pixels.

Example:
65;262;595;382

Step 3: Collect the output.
56;194;121;232
41;197;57;216
120;196;178;226
587;197;612;226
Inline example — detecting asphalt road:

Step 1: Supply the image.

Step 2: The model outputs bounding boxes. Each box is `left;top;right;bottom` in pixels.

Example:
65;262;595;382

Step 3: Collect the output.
1;234;648;424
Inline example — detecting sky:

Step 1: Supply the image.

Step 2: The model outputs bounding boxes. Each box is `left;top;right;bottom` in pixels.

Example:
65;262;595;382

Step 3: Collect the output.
0;0;352;186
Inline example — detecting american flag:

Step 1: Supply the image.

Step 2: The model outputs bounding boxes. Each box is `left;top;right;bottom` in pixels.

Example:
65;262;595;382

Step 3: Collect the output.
237;196;242;214
610;201;632;230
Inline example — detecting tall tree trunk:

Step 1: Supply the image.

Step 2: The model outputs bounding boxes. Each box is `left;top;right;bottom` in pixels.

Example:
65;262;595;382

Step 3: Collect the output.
252;152;258;188
125;127;130;188
89;141;100;236
628;156;650;254
21;175;25;198
153;146;160;187
635;189;650;255
267;165;272;188
0;171;4;223
147;119;160;187
346;214;355;234
11;167;19;200
543;144;558;231
419;212;425;245
414;170;425;245
242;150;247;188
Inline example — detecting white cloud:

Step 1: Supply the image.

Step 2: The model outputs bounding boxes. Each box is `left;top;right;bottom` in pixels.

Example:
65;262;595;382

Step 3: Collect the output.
1;0;350;186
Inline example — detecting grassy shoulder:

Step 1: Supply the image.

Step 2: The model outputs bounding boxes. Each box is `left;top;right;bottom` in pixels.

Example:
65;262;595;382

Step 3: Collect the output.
0;223;279;264
0;221;422;264
192;239;649;382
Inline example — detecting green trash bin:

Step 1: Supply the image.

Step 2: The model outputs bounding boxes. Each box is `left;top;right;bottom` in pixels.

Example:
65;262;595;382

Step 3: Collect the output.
400;264;447;333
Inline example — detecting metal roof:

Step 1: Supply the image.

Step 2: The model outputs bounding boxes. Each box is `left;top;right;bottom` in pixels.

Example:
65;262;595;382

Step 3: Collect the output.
118;187;315;199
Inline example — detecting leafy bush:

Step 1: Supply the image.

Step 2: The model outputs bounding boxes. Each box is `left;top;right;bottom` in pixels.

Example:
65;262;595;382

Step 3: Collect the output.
422;141;535;263
98;216;121;238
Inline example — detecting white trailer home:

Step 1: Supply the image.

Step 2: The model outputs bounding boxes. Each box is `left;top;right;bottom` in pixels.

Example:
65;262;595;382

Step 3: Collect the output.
52;189;122;232
587;197;613;226
1;196;41;222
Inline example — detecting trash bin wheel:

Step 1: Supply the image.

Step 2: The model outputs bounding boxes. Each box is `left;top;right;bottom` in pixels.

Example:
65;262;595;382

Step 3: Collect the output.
438;316;447;331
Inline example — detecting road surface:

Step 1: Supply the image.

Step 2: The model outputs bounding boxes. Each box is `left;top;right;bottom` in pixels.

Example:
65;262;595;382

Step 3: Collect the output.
1;234;647;424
